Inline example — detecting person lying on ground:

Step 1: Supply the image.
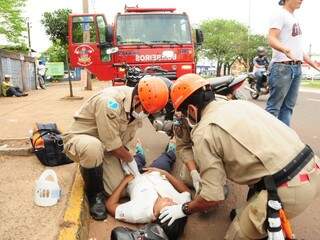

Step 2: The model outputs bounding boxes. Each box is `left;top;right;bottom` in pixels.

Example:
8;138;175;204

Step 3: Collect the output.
106;140;191;240
1;75;28;97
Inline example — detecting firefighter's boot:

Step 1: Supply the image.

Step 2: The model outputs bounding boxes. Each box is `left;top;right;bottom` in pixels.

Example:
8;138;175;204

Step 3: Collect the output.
80;165;107;220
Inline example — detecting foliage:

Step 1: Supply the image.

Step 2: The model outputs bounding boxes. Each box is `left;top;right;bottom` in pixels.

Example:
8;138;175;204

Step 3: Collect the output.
199;18;269;75
41;8;71;47
0;0;26;43
301;80;320;89
0;43;29;53
46;40;67;62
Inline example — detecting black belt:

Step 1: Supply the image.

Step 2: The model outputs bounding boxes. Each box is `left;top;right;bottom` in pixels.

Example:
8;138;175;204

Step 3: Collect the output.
279;60;302;65
252;145;314;193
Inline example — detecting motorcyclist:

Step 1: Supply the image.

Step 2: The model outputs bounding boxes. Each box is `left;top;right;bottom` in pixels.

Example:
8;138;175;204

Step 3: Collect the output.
38;60;46;78
253;46;269;93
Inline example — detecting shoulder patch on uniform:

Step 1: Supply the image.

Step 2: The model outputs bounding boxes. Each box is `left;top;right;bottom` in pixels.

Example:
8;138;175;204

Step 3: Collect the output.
107;99;119;110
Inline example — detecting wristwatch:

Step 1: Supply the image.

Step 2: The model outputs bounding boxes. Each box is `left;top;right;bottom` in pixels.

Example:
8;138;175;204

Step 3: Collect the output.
182;202;191;215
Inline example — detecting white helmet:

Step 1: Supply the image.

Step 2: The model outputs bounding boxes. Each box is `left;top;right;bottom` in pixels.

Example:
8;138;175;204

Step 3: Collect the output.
34;169;61;207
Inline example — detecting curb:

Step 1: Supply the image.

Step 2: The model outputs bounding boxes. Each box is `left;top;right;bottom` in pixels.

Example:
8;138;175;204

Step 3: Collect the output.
0;147;32;156
58;167;88;240
0;138;33;156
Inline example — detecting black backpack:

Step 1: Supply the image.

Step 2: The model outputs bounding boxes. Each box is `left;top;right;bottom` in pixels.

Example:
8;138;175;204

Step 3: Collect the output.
30;123;73;166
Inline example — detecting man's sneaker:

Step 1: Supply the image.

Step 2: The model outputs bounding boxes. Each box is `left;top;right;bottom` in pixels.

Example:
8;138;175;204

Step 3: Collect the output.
135;139;145;157
165;138;176;154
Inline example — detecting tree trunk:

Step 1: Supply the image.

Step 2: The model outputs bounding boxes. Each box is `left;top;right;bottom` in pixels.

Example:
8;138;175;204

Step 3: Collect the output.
216;61;222;77
223;63;227;76
227;64;231;75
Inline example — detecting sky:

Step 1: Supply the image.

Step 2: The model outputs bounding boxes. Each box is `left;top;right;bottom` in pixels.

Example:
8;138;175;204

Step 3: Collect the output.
20;0;320;54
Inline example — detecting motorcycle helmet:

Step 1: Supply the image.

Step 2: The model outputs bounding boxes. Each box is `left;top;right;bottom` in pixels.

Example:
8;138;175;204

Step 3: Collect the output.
257;46;266;57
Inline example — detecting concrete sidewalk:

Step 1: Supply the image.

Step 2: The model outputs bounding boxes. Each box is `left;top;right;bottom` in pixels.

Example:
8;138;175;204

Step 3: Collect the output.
0;81;107;240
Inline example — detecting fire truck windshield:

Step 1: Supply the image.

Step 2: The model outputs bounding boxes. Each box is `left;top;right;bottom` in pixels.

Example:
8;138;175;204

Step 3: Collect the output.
116;14;192;45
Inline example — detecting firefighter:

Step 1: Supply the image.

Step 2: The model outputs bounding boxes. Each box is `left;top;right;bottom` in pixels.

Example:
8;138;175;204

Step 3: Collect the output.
159;73;320;239
63;76;169;221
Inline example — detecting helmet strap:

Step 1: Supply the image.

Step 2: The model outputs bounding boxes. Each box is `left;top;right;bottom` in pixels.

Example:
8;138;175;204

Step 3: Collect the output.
179;85;215;126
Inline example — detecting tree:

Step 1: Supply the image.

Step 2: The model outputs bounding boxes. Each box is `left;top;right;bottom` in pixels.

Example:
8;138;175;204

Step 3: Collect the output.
238;34;269;71
200;19;270;75
41;9;71;46
46;40;67;63
200;19;247;76
0;0;26;43
41;9;76;97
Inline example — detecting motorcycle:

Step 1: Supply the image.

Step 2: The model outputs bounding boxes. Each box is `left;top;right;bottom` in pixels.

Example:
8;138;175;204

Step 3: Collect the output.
112;63;168;87
37;70;46;89
111;63;247;136
208;74;248;100
245;71;269;100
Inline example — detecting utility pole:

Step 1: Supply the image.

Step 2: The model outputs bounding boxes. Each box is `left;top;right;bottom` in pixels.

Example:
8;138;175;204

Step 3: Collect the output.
82;0;92;90
26;18;31;55
247;0;252;73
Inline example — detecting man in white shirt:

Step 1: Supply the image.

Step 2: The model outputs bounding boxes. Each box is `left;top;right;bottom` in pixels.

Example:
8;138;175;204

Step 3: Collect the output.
38;61;46;77
267;0;320;126
106;142;191;239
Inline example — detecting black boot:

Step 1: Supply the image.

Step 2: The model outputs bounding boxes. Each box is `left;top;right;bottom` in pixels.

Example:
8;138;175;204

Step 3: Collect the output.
80;165;107;220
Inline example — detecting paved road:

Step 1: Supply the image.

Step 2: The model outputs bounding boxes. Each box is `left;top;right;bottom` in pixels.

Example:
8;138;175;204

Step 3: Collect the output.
251;89;320;152
89;89;320;240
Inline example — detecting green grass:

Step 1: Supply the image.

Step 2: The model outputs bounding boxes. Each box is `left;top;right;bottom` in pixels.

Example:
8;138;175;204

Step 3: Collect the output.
301;80;320;89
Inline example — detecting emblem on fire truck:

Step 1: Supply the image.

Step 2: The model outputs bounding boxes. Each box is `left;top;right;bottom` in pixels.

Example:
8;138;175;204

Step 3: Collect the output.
74;45;95;66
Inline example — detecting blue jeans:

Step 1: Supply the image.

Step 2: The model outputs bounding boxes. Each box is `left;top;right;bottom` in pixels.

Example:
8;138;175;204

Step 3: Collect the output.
134;150;176;173
266;63;302;126
254;70;265;92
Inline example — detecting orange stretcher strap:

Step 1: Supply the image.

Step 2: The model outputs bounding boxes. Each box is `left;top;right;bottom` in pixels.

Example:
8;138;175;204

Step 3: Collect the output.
279;209;294;239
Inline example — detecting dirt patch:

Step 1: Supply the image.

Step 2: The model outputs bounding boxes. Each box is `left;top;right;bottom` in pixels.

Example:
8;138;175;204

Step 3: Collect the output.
0;155;77;240
0;81;108;240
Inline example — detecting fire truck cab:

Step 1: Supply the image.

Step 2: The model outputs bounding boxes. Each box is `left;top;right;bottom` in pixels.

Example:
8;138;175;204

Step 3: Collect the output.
68;6;203;81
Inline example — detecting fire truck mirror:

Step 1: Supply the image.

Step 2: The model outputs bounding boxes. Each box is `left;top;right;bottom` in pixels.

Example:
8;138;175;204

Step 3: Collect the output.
195;29;204;46
106;47;119;55
106;24;113;43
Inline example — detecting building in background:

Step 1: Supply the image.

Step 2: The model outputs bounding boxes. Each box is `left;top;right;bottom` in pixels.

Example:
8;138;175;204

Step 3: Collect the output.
197;58;217;77
302;54;320;80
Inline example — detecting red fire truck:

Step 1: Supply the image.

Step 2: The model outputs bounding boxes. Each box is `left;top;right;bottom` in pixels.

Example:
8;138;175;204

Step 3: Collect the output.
68;6;203;82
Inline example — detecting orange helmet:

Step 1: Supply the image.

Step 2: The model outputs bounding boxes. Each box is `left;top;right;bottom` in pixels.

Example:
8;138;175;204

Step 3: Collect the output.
171;73;209;110
137;76;169;114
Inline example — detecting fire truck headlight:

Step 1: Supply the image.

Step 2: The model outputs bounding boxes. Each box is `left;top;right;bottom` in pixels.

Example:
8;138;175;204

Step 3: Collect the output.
181;65;192;70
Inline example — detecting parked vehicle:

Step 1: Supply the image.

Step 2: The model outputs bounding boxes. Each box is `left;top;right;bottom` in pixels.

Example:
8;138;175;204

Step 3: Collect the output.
37;70;46;89
112;63;168;87
245;71;269;99
68;6;203;83
208;74;248;100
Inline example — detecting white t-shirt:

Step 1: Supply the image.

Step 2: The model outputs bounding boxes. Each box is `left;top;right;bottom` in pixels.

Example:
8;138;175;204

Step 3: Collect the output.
38;65;46;76
269;8;304;62
115;171;191;224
